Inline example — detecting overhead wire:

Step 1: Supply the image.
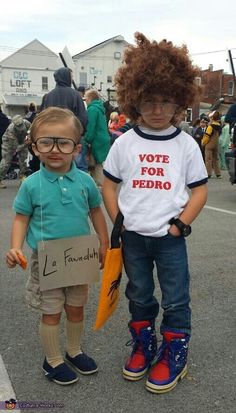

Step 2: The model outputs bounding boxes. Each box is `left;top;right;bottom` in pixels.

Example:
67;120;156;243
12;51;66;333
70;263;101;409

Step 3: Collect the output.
0;44;235;59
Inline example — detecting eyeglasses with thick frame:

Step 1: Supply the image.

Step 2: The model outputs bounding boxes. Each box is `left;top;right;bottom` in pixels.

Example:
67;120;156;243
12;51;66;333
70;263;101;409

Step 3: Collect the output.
34;137;78;154
137;101;179;115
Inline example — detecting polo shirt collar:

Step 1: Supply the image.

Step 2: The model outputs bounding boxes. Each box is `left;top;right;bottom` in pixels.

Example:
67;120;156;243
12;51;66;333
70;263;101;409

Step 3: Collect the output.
40;161;77;182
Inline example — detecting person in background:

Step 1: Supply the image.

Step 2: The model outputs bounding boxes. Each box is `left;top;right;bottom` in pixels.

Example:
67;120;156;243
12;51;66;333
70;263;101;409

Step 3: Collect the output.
42;67;87;134
77;86;86;100
84;89;110;187
74;86;89;172
203;110;222;179
178;110;192;135
102;32;208;394
25;102;37;123
42;68;88;173
6;107;109;386
0;115;31;188
103;100;115;123
219;116;230;170
193;118;207;158
224;101;236;125
191;118;200;137
0;108;10;162
24;103;40;173
117;113;126;129
110;121;135;145
108;111;119;134
225;101;236;146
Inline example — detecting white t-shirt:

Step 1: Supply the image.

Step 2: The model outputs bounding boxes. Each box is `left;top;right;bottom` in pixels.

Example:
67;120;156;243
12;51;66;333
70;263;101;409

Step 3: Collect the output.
103;125;208;237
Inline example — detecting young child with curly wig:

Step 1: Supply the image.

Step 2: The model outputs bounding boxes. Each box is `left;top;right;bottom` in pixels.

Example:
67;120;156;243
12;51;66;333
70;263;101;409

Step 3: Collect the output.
102;32;208;394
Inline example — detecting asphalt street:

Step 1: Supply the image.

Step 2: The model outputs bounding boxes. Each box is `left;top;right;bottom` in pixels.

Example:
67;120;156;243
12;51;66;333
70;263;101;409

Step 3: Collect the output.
0;170;236;413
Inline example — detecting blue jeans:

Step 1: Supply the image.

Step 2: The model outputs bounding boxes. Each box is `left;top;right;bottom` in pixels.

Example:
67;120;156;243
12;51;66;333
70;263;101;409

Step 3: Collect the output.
74;144;88;172
121;231;191;335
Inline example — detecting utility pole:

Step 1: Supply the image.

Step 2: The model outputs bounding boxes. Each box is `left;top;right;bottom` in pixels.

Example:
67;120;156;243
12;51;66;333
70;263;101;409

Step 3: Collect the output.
228;50;236;87
59;52;77;90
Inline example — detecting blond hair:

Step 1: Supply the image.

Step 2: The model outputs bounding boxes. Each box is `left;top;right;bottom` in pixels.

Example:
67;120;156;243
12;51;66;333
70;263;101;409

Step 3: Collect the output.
29;107;83;142
85;89;100;101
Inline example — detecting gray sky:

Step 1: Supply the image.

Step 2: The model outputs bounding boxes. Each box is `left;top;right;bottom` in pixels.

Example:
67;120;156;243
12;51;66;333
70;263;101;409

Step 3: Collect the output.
0;0;235;73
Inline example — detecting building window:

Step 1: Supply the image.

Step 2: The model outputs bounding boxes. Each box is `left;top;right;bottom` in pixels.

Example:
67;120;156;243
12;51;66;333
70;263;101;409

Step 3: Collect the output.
114;52;121;60
228;80;234;96
42;77;48;91
107;76;112;83
195;77;201;86
186;108;192;123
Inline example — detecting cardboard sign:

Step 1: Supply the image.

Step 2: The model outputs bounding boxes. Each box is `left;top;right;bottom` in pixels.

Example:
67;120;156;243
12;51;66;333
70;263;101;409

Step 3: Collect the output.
38;235;100;291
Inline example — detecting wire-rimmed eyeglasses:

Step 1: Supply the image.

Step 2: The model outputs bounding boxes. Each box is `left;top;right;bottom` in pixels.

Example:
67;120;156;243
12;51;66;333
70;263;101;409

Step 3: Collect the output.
137;101;179;115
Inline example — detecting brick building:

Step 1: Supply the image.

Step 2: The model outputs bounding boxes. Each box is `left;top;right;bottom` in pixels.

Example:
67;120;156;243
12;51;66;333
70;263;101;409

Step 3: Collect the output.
200;65;236;114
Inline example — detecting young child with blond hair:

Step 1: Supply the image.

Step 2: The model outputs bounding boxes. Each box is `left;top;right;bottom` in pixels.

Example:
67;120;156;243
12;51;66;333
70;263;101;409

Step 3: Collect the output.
6;107;109;385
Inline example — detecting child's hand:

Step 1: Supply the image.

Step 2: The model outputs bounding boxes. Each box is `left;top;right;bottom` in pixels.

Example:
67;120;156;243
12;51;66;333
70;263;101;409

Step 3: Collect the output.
99;243;109;269
6;249;27;269
168;225;181;237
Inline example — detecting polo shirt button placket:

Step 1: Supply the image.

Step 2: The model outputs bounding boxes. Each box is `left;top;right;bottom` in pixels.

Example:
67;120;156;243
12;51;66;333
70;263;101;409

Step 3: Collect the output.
58;177;72;204
62;186;68;202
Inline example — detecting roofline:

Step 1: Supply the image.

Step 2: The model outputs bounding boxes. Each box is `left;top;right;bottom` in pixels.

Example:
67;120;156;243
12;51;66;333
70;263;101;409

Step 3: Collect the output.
0;39;58;64
73;35;129;58
201;68;224;74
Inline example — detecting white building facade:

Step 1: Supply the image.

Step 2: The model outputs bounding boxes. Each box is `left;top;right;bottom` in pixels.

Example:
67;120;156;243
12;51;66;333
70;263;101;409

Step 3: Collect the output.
0;35;129;117
73;35;129;102
0;40;60;117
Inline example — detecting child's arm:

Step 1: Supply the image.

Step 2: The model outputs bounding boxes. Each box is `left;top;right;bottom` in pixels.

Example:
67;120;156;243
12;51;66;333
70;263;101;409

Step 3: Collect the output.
169;185;208;236
6;213;30;268
90;206;109;269
102;177;120;224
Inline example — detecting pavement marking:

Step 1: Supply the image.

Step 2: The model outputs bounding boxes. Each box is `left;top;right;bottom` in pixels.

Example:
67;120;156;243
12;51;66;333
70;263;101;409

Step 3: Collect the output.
204;205;236;216
0;355;20;413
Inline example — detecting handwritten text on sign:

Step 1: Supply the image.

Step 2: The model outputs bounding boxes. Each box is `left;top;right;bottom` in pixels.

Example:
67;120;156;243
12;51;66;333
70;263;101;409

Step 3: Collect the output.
38;235;100;291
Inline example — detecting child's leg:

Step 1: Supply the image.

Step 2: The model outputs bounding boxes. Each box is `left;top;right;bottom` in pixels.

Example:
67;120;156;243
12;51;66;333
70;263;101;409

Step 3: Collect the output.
64;305;84;357
155;234;191;334
30;256;78;384
39;313;64;368
121;230;158;380
146;234;190;393
64;286;98;374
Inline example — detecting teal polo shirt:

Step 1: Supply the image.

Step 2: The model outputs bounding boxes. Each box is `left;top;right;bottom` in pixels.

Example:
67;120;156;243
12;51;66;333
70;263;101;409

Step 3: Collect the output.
13;162;102;250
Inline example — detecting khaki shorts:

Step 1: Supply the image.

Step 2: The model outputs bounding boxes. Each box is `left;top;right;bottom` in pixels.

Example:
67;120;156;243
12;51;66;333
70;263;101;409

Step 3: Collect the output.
25;251;88;314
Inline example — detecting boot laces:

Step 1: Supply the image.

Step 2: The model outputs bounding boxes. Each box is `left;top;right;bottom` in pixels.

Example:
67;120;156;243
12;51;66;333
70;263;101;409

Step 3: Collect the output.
126;338;143;356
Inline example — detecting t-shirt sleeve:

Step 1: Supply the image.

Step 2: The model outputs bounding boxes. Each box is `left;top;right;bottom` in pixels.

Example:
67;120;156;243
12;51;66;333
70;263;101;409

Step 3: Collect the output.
186;145;208;188
103;140;122;183
13;181;33;215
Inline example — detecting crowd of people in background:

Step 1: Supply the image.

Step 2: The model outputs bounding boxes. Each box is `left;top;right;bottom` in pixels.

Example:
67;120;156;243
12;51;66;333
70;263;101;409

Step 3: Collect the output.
0;66;235;189
178;109;232;179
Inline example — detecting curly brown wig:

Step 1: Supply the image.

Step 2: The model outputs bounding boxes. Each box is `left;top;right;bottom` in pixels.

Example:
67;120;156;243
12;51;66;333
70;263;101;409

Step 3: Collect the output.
115;32;201;122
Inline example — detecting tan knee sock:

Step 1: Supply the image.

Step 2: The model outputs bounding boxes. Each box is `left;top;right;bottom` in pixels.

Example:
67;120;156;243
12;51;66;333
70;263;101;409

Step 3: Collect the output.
39;321;64;368
66;320;84;358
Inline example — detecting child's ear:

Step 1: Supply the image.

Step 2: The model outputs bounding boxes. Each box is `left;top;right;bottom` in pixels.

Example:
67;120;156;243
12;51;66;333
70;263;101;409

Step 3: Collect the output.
75;143;82;155
31;143;40;157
